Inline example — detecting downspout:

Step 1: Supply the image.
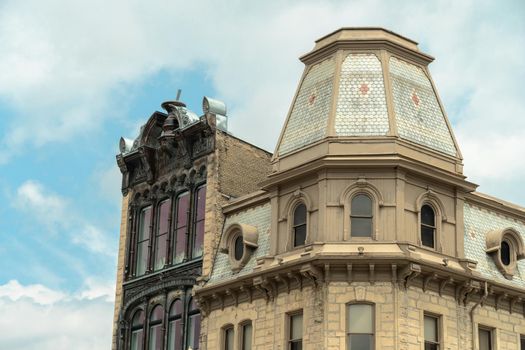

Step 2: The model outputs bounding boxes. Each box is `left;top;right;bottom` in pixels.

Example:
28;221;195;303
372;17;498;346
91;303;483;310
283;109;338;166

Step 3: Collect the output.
470;282;488;350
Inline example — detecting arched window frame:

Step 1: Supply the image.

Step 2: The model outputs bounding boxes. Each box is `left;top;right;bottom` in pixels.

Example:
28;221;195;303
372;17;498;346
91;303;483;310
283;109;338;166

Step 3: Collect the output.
415;191;446;252
190;183;206;259
153;197;172;271
340;181;383;241
221;323;235;350
281;190;313;250
135;205;153;276
148;304;165;350
129;308;145;350
186;297;201;350
172;189;191;265
346;301;376;350
167;299;184;350
221;223;259;273
486;227;525;279
238;319;253;350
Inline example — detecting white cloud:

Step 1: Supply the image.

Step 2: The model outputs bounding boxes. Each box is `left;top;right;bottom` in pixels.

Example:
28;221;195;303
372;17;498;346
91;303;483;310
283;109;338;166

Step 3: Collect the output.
75;277;116;302
0;280;114;350
0;0;524;203
14;180;115;256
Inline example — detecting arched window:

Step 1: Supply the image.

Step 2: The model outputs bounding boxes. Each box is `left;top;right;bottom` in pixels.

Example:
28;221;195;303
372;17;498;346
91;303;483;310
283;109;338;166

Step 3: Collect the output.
293;204;307;247
154;199;171;270
234;235;244;261
347;303;374;350
501;240;511;266
167;299;183;350
148;305;164;350
420;205;436;248
173;192;189;264
187;298;201;350
240;321;253;350
192;185;206;258
136;207;152;275
130;310;144;350
222;325;234;350
351;194;373;237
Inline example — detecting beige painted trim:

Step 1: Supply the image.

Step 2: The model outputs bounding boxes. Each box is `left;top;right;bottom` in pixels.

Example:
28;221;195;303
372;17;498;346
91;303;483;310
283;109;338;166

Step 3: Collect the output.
327;50;344;137
381;50;398;137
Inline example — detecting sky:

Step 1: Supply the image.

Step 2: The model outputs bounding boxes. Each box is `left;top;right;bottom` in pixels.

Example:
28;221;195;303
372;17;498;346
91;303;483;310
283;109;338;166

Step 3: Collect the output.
0;0;524;348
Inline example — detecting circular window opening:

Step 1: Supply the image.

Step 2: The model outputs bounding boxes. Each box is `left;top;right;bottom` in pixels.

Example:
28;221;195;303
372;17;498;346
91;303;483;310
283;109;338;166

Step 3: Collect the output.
234;236;244;261
501;240;511;266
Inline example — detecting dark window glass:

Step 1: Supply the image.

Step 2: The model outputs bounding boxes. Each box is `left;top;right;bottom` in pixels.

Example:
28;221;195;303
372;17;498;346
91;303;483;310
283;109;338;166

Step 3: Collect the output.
289;313;303;350
521;335;525;350
154;199;170;270
168;300;183;350
224;326;234;350
148;305;164;350
187;299;201;350
241;322;252;350
234;235;244;261
501;241;511;266
130;310;144;350
424;315;439;350
136;207;151;275
347;304;373;350
192;186;206;258
351;195;372;237
421;205;435;248
479;328;492;350
293;204;307;247
174;192;189;264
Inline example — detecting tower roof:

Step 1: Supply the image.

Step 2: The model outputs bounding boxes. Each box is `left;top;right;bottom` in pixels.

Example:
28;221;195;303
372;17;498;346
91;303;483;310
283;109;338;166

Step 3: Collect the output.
275;28;460;164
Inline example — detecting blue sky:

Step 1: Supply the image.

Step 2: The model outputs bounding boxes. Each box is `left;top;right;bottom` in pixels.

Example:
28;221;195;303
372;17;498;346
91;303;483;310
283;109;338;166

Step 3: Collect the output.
0;0;524;348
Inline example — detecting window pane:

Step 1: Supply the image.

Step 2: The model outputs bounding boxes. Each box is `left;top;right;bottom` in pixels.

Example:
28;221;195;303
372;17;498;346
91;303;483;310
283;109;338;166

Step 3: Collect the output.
234;236;244;261
348;304;373;333
167;319;182;350
294;225;306;247
348;334;372;350
225;328;234;350
421;205;435;226
136;241;148;275
193;219;204;258
196;186;206;220
479;329;491;350
421;226;435;248
148;324;163;350
132;310;144;327
154;233;168;270
290;341;302;350
521;336;525;350
158;200;170;235
294;204;306;225
290;314;303;340
150;305;163;322
188;313;201;349
351;217;372;237
138;207;151;241
501;241;511;266
174;192;189;263
170;299;183;317
131;330;143;350
424;315;438;342
352;195;372;216
242;323;252;350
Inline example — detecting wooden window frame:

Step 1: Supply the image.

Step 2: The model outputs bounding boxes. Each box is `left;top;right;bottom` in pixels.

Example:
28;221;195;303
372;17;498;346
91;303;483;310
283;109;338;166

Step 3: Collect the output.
346;302;375;350
423;313;441;350
287;310;303;350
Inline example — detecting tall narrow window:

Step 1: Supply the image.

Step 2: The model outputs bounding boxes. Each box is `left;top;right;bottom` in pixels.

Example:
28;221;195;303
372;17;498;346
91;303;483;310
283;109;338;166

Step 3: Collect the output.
347;304;374;350
173;192;189;264
288;312;303;350
421;205;436;248
167;299;183;350
351;194;372;237
478;327;492;350
154;199;171;270
192;185;206;258
187;298;201;350
130;310;144;350
136;207;152;276
424;314;440;350
223;326;234;350
241;321;253;350
148;305;164;350
293;204;307;247
520;334;525;350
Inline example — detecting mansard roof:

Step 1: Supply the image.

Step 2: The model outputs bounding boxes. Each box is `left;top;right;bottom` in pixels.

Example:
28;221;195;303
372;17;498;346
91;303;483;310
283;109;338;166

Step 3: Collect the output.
275;27;460;164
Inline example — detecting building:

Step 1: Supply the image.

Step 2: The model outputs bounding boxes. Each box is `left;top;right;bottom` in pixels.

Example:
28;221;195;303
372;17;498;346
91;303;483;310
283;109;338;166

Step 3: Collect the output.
113;28;525;350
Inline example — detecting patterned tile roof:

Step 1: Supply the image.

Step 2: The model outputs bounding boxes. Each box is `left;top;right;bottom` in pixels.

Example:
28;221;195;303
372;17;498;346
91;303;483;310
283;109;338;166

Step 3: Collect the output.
335;53;389;136
464;202;525;288
208;202;271;283
389;57;457;156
